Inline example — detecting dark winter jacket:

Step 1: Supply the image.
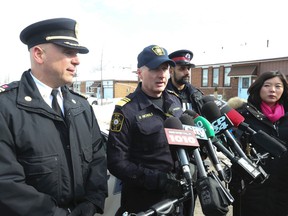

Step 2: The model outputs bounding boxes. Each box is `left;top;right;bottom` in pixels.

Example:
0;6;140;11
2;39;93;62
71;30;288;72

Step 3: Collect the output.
107;83;183;214
166;78;204;114
231;99;288;216
0;70;108;216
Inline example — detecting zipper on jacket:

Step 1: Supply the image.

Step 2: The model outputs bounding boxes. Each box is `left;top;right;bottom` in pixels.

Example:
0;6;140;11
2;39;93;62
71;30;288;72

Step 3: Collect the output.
274;121;280;137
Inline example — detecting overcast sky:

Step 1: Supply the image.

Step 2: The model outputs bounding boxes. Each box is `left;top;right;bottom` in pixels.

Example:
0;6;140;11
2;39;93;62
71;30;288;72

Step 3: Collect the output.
1;0;288;83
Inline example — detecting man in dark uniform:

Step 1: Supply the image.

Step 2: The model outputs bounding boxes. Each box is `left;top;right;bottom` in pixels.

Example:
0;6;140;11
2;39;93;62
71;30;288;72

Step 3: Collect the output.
167;50;205;215
167;49;204;114
107;45;186;215
0;18;107;216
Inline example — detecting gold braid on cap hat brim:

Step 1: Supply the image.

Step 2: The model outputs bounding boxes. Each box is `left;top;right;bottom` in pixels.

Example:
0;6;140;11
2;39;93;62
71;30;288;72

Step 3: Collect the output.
46;36;79;42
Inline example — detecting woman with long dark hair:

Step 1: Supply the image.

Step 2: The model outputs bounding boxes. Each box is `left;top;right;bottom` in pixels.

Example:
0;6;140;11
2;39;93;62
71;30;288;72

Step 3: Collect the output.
231;71;288;216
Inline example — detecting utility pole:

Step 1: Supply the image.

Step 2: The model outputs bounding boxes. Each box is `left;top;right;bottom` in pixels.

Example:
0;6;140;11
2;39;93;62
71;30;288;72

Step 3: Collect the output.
100;47;103;105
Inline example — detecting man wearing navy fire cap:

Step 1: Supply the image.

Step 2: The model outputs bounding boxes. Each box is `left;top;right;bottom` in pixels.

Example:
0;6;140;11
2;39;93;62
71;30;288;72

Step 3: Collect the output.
167;49;204;114
0;18;107;216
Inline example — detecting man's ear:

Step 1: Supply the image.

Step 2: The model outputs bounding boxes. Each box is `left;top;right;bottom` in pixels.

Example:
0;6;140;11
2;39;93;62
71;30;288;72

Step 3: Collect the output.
169;67;174;75
137;68;142;80
32;46;45;63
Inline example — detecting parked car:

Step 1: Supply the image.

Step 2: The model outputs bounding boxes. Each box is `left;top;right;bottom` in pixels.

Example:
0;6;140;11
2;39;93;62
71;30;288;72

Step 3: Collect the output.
87;95;99;105
96;130;121;216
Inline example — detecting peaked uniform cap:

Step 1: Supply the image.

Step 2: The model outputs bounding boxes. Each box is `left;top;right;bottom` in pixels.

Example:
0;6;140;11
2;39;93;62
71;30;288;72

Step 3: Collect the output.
20;18;89;54
168;49;195;67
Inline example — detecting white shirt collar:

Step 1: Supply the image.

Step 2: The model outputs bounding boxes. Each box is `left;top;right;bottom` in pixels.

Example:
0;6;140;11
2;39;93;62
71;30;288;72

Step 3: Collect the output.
30;72;64;109
30;72;63;99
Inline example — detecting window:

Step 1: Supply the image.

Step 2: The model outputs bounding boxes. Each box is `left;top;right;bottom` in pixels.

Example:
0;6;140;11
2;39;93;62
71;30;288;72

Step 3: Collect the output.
212;68;219;87
242;77;249;88
86;81;94;93
224;67;231;87
73;81;81;92
202;68;208;87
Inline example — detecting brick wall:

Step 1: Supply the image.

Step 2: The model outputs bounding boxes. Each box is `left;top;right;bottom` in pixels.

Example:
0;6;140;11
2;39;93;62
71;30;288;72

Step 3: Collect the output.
191;66;235;101
114;81;138;98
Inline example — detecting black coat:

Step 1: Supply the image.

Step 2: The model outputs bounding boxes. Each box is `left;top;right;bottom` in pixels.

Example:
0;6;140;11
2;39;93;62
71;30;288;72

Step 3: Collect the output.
107;84;183;214
232;102;288;216
0;71;108;216
166;78;204;114
238;103;288;147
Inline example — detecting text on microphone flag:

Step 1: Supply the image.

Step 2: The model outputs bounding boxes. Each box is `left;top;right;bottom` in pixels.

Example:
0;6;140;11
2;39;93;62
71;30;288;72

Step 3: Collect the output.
182;124;208;140
164;128;200;147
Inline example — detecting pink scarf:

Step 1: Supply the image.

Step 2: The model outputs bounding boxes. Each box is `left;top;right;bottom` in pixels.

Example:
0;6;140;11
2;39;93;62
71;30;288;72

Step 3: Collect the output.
260;101;285;123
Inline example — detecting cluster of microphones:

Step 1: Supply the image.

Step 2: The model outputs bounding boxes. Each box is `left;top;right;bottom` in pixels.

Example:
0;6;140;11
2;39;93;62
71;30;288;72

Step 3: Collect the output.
134;96;287;216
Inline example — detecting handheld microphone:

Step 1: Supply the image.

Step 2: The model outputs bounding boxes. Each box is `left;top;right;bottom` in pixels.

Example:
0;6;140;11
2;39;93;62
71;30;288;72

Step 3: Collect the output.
177;114;207;178
164;117;196;185
180;115;208;141
182;109;234;211
189;114;226;181
200;95;216;104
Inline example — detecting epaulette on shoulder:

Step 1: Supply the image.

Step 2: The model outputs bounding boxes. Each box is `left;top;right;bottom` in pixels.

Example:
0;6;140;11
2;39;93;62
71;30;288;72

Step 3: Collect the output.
0;82;19;94
116;96;132;108
167;89;180;98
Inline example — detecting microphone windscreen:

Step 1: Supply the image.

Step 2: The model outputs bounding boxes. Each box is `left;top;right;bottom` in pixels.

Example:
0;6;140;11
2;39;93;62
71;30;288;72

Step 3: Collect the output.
179;114;195;126
201;101;222;122
164;117;183;129
183;109;199;118
201;95;215;104
220;104;232;114
225;109;245;127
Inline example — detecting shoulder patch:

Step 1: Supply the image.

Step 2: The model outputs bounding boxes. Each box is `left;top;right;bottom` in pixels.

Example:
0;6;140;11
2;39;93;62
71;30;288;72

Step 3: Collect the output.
0;82;18;93
110;112;124;132
116;97;131;107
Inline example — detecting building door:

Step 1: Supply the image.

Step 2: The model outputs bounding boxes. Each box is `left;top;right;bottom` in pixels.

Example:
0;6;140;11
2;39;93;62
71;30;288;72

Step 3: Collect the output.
238;77;250;99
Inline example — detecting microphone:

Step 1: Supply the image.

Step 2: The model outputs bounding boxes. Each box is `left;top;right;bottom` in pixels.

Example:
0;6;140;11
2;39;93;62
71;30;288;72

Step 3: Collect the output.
180;110;234;209
164;117;196;185
201;101;248;159
219;102;287;158
184;114;226;181
179;114;211;178
200;95;216;104
201;101;269;184
180;114;208;141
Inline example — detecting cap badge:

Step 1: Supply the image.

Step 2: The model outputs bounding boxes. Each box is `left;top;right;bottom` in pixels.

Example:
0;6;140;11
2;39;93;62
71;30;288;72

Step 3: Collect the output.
75;22;79;39
185;53;191;60
152;45;165;56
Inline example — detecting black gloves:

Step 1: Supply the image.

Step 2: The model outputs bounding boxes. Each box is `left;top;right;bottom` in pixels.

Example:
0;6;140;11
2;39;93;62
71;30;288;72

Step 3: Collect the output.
69;201;97;216
157;172;184;198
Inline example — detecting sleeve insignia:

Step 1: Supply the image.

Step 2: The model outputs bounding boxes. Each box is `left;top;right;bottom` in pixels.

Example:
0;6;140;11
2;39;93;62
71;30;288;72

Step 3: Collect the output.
0;83;16;93
110;112;124;132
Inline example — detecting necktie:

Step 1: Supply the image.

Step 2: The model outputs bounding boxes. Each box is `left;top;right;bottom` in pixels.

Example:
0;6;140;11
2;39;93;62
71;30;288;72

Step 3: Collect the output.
51;89;63;117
